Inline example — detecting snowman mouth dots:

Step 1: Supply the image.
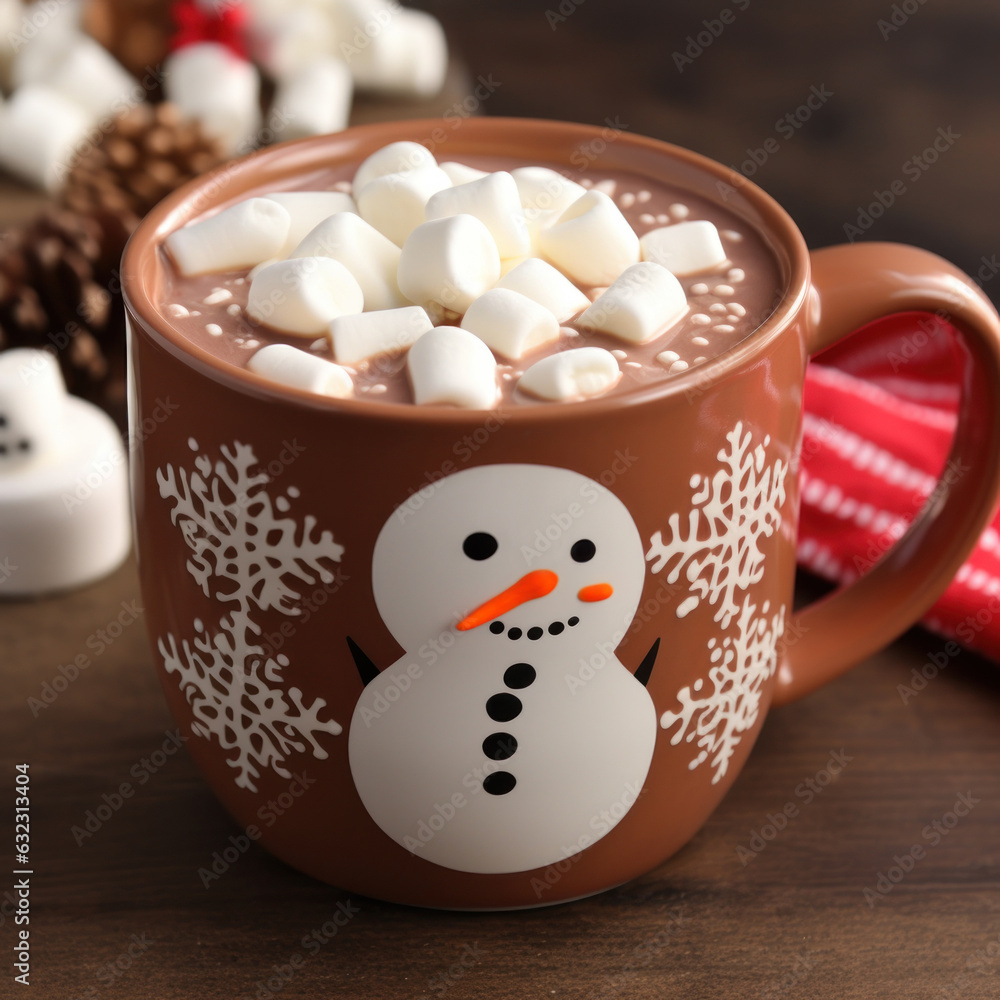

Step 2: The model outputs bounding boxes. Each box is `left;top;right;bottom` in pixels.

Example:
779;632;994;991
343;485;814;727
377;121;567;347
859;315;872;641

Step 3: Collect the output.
158;142;780;407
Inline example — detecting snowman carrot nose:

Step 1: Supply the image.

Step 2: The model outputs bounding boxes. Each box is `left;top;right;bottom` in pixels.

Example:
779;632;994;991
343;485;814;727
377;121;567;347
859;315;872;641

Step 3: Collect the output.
456;569;559;631
578;583;613;602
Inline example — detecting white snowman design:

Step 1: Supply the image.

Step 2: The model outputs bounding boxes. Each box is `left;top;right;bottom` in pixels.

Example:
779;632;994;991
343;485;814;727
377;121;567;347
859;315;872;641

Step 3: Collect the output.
348;463;658;875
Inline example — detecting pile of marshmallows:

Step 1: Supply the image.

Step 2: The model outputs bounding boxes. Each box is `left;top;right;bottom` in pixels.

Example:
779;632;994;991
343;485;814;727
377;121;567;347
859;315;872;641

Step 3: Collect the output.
0;0;142;190
166;141;731;408
0;0;449;188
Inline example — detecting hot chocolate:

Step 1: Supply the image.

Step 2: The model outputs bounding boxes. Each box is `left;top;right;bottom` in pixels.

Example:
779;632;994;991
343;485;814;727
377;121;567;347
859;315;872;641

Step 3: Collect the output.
157;146;780;407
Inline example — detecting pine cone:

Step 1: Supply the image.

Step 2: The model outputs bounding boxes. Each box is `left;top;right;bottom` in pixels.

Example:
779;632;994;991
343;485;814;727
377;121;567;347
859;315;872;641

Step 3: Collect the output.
0;208;131;422
63;102;226;236
83;0;175;83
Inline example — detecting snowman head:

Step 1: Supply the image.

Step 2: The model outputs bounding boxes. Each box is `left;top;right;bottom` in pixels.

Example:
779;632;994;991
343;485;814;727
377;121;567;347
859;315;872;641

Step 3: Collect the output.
373;464;646;654
0;349;67;473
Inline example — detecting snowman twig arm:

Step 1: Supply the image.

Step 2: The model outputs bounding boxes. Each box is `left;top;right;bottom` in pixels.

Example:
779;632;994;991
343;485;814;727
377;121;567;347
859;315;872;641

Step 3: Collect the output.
346;636;380;687
634;638;659;688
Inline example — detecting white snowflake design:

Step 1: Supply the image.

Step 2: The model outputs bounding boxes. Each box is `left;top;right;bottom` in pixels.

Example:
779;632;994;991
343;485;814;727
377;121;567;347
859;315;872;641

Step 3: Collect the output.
660;597;785;784
647;421;788;783
157;440;344;792
646;422;787;629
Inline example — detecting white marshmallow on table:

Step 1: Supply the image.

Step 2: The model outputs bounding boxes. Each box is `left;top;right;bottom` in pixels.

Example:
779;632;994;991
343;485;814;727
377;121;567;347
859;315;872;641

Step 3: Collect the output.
43;35;138;120
251;4;336;81
8;0;84;89
397;215;501;313
165;198;292;276
289;211;406;312
461;288;559;361
247;257;364;335
0;84;93;191
248;343;353;398
407;326;498;409
356;166;452;246
425;171;531;260
271;55;352;142
352;140;437;193
329;306;433;365
439;161;488;186
511;166;588;236
265;191;357;255
0;348;130;597
0;348;66;470
164;42;262;156
346;8;448;98
578;261;687;344
496;257;591;323
640;220;728;275
537;190;640;287
518;347;621;402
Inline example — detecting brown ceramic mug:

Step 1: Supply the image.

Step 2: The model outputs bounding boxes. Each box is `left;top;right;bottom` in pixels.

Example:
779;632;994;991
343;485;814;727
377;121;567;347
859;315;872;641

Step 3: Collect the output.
122;118;1000;909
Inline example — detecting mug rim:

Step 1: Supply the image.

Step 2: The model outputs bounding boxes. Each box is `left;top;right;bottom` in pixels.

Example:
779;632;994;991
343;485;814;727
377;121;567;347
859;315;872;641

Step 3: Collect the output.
122;116;811;426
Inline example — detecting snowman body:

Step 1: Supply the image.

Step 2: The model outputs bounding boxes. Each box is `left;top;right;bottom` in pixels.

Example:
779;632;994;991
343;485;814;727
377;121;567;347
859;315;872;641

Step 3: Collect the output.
348;463;657;875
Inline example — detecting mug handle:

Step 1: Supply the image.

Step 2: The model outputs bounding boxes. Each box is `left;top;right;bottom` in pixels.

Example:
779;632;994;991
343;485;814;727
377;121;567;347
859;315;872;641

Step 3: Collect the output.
772;241;1000;706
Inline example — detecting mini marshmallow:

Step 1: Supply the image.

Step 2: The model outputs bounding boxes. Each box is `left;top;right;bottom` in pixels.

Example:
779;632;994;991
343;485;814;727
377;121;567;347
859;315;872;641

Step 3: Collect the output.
265;191;357;255
640;220;728;275
329;306;433;365
352;140;437;193
397;215;501;313
511;166;587;234
357;166;452;246
164;42;262;156
248;343;353;398
496;257;591;323
407;326;498;409
0;84;92;191
537;190;640;287
166;198;292;276
0;348;130;596
45;35;138;120
518;347;621;402
578;262;687;344
439;161;488;186
425;171;531;259
252;4;336;80
461;288;560;361
271;56;352;142
247;257;364;335
347;8;448;98
289;211;406;311
9;1;83;89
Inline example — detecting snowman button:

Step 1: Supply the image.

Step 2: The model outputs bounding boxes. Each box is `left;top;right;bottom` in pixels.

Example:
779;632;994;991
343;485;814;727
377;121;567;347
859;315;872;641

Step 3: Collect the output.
503;663;536;688
482;732;517;760
483;771;516;796
486;693;522;722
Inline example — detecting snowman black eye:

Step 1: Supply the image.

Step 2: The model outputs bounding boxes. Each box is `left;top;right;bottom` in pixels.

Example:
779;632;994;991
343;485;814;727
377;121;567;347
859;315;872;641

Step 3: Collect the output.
571;539;596;562
463;532;498;560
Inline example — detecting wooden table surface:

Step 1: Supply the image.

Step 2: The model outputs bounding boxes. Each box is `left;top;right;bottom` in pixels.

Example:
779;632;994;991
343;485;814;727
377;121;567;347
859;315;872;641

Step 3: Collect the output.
4;5;1000;995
